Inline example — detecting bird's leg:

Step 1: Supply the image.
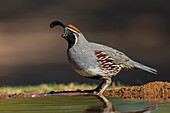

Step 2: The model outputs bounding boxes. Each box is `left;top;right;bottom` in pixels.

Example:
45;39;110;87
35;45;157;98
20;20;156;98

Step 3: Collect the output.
97;78;112;96
84;80;105;93
93;80;106;92
84;78;111;95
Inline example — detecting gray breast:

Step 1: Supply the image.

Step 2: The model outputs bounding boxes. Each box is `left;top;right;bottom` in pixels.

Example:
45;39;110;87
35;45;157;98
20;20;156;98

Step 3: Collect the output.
67;44;99;71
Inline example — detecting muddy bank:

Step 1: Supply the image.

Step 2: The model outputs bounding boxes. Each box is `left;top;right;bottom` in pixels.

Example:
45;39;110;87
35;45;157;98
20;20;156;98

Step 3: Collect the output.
1;81;170;103
104;81;170;103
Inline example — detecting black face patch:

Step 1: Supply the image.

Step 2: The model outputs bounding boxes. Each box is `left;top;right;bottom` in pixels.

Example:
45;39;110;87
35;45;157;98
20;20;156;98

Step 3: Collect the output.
64;33;76;48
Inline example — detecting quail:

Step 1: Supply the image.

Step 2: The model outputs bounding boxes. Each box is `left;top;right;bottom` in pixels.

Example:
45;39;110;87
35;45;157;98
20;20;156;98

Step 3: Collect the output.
50;21;157;95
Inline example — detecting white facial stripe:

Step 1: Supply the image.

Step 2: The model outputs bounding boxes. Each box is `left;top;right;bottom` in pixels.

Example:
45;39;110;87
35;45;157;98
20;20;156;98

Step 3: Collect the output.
66;27;79;34
73;33;78;46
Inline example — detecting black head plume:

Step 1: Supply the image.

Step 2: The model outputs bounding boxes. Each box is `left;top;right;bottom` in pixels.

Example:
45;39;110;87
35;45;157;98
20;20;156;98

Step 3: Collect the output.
50;21;66;29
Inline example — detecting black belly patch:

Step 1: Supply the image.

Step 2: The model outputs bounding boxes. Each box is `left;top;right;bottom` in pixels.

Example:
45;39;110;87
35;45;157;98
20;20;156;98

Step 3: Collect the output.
85;75;103;80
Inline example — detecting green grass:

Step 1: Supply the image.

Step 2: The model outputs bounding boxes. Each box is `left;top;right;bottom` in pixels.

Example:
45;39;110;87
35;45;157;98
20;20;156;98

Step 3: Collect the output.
0;82;125;95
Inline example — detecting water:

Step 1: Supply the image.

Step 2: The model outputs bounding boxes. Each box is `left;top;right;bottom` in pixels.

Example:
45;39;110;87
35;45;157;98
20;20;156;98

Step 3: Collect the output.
0;95;170;113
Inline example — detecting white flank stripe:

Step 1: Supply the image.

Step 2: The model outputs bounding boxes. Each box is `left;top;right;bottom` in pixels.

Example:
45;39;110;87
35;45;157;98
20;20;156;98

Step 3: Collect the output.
102;56;109;60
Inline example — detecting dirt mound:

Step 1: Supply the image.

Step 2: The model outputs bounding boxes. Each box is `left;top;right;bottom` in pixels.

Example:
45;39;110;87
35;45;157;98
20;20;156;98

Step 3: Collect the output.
104;81;170;103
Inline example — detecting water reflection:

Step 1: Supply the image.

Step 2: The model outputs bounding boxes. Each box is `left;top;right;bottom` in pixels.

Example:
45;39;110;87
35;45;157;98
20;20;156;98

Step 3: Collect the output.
0;92;166;113
85;95;157;113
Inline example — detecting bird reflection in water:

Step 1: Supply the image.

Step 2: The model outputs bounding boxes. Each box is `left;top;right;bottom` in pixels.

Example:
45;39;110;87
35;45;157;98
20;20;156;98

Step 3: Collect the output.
85;94;157;113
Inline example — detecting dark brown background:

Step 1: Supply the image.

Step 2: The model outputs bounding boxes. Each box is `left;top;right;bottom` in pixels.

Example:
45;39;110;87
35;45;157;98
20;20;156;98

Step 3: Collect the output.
0;0;169;86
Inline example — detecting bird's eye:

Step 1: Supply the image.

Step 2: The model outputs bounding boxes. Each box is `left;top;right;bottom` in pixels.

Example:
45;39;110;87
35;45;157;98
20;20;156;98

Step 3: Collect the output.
69;32;73;35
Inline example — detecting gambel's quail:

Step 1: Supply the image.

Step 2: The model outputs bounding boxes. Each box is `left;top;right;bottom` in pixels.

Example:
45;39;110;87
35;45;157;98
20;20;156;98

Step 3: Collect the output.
50;21;157;95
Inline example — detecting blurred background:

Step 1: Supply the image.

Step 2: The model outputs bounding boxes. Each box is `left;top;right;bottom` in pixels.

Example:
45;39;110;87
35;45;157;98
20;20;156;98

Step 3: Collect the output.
0;0;169;86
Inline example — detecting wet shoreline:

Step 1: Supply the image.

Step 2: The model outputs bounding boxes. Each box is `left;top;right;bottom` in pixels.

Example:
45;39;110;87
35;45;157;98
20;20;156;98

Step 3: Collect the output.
1;81;169;103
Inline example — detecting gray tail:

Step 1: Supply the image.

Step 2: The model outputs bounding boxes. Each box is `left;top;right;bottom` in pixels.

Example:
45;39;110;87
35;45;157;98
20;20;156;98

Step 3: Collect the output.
132;61;157;74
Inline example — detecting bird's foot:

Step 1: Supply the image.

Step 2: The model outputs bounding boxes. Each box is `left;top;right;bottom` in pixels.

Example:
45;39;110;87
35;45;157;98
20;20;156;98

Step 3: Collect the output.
94;91;103;96
89;89;103;96
83;89;101;95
